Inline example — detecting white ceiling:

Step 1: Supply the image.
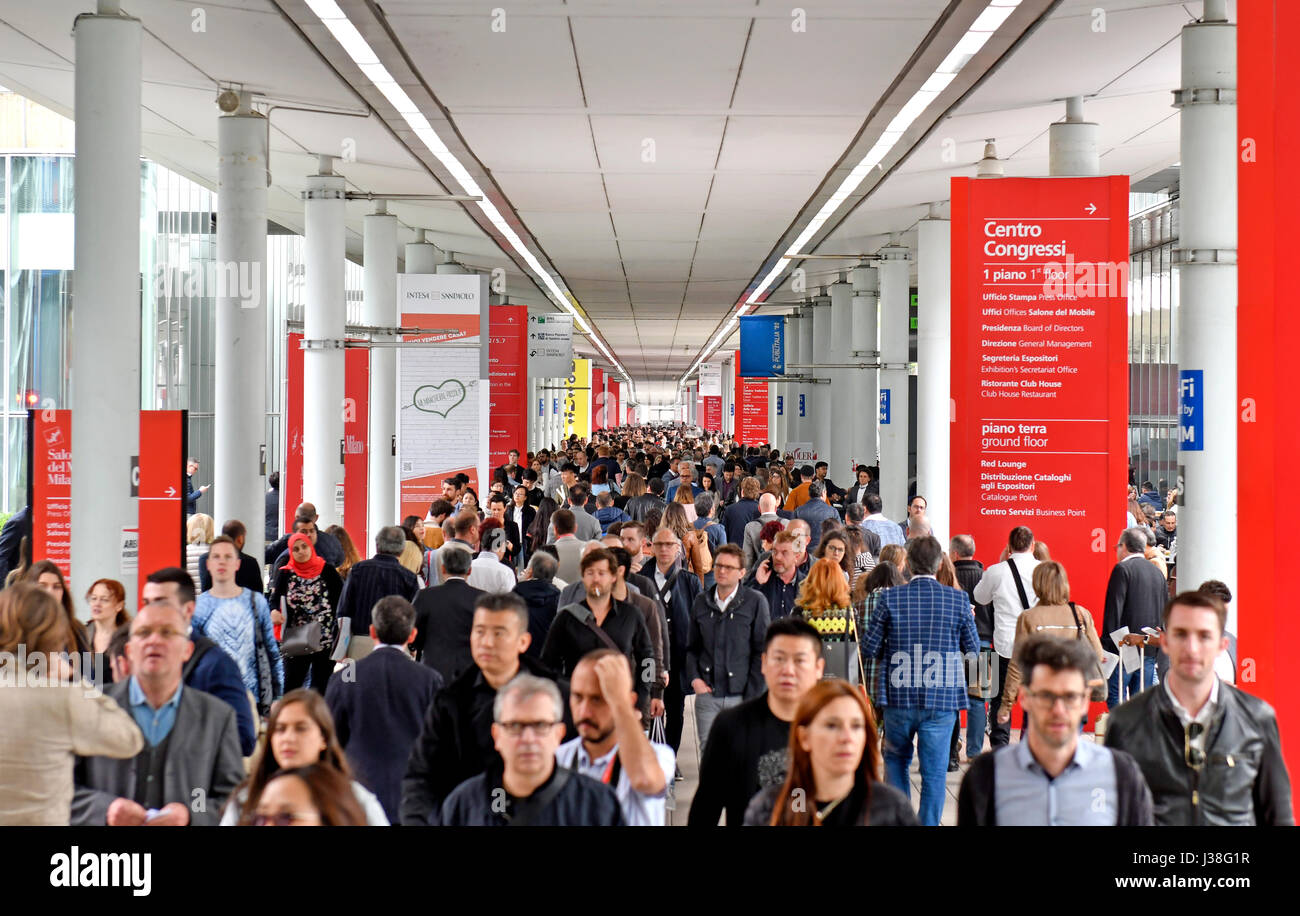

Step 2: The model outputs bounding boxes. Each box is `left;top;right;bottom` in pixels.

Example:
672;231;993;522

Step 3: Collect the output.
0;0;1226;400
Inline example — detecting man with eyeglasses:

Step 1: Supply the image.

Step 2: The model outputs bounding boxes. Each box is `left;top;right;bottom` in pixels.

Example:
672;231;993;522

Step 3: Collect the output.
71;600;244;826
685;545;771;751
957;634;1154;825
439;674;623;825
649;529;703;752
1104;592;1293;825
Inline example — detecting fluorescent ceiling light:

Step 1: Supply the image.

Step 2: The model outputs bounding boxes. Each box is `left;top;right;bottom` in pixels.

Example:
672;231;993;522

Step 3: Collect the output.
682;0;1020;383
306;4;628;381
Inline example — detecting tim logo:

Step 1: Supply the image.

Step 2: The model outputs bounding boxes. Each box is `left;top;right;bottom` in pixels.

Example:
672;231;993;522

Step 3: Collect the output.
49;847;151;896
43;428;64;447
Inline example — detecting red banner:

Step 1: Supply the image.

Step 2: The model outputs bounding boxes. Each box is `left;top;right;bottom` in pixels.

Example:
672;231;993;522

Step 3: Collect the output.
951;176;1129;679
285;332;304;533
344;348;369;557
30;410;72;581
137;410;185;604
591;367;605;431
608;380;621;429
489;305;528;467
702;396;722;432
733;349;769;445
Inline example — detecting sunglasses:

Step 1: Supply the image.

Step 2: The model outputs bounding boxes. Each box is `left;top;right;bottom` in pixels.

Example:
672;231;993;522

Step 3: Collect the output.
1184;721;1206;770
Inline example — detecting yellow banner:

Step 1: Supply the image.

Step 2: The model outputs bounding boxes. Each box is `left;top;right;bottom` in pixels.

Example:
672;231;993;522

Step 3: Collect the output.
565;358;591;439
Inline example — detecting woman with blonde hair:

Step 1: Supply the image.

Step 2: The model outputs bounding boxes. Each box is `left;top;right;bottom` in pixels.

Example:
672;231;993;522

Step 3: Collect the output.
0;584;143;824
186;512;215;586
662;502;712;577
995;560;1106;730
744;679;916;826
673;480;698;523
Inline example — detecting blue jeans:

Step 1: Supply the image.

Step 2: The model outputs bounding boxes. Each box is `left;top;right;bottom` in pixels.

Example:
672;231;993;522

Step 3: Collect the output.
966;696;987;758
882;707;957;826
1107;656;1158;709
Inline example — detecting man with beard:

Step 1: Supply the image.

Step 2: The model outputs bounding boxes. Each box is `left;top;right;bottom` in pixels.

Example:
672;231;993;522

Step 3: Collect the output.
555;650;676;826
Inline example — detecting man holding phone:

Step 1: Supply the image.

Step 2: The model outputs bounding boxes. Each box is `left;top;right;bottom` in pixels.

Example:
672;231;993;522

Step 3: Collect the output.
744;531;804;621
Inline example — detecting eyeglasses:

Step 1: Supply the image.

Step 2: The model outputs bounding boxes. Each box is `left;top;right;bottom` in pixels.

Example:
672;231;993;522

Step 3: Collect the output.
1025;689;1088;709
251;812;317;826
130;626;189;641
713;563;742;572
1184;722;1206;770
497;720;559;737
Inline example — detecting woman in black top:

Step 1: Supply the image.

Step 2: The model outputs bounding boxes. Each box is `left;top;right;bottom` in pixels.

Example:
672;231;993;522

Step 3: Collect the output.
269;534;343;694
744;679;916;826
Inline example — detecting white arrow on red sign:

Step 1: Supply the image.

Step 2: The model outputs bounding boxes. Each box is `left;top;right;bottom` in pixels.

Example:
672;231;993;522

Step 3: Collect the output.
165;486;176;497
1086;203;1097;214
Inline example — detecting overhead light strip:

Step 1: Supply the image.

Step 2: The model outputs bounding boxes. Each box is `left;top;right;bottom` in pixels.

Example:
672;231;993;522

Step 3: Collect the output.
680;0;1022;383
304;0;630;382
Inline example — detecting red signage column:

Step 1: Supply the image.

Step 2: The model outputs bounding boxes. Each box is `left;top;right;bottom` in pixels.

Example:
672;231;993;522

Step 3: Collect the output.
285;332;304;533
343;348;369;557
950;176;1128;631
489;305;528;465
136;410;185;604
702;397;722;432
591;366;605;431
29;410;73;580
1239;0;1300;817
733;349;769;445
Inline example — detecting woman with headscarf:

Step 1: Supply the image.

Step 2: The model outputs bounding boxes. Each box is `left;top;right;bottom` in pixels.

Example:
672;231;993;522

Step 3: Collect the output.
268;533;343;694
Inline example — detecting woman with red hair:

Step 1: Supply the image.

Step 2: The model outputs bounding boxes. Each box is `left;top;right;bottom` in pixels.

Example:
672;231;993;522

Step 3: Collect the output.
744;679;916;826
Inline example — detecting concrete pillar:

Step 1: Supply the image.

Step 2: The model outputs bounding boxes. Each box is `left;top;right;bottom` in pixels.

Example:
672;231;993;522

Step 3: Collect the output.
1049;96;1100;177
878;246;911;519
214;92;268;563
811;290;833;465
71;0;142;598
917;210;951;542
782;313;800;452
527;376;537;452
302;156;346;529
364;202;398;542
829;277;854;479
722;357;734;437
404;229;438;274
797;306;814;450
850;265;879;469
1175;0;1236;609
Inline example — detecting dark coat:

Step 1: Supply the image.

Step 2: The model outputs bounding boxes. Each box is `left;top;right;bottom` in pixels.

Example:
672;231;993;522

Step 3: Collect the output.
0;505;31;583
794;497;840;535
439;765;622;826
512;578;561;658
325;646;444;824
540;598;655;709
400;654;571;825
413;578;486;683
645;562;703;678
684;585;770;699
199;549;265;596
1101;555;1169;656
721;498;760;546
953;558;994;643
182;634;258;756
338;554;420;633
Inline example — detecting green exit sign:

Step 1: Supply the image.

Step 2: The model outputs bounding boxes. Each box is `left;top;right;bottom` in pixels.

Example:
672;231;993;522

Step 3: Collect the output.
910;316;918;329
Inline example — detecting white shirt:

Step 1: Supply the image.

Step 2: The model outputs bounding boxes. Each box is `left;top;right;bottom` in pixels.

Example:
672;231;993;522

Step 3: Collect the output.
1165;676;1220;763
555;737;676;827
512;505;525;538
714;585;738;615
972;551;1041;658
468;554;515;595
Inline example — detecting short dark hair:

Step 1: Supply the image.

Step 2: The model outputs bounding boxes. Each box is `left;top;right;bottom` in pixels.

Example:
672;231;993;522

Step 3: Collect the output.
864;492;883;514
221;519;246;540
1008;526;1034;553
107;623;132;666
906;536;943;576
372;596;416;645
763;617;823;657
606;545;633;575
428;499;453;519
474;591;529;633
579;547;617;577
815;461;828;471
648;477;665;496
1015;633;1097;686
147;567;196;606
1164;591;1227;635
208;534;239;555
1197;580;1232;604
488;492;507;507
268;471;281;490
714;543;745;570
552;508;576;535
569;482;589;506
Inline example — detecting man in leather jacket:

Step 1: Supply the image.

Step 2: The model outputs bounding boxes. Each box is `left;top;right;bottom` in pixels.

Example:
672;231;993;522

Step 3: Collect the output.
1104;591;1293;825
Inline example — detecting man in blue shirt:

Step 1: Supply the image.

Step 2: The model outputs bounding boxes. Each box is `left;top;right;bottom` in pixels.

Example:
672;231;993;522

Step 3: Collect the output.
861;536;979;826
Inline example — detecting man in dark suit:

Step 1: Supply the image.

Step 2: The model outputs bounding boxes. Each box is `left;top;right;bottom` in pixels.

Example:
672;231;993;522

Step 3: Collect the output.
513;551;561;658
647;528;703;752
843;465;877;507
413;544;485;683
486;492;522;567
1102;527;1170;709
0;505;31;585
721;477;761;546
325;596;443;823
401;592;572;824
338;526;420;656
198;519;265;595
72;600;244;825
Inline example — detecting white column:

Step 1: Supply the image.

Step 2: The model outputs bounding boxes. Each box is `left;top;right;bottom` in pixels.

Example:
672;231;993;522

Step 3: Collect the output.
405;230;438;274
917;211;951;542
1049;96;1100;177
811;290;832;465
214;94;268;563
302;156;346;529
850;265;879;468
1175;0;1236;610
364;202;398;544
829;277;853;478
71;1;141;598
797;306;814;449
782;313;800;451
722;358;734;436
878;246;911;519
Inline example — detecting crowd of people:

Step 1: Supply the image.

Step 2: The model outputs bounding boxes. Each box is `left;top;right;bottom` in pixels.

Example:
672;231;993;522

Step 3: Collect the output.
0;426;1289;827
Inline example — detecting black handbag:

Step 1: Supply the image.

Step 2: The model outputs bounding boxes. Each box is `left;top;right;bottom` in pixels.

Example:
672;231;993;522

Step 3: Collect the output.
278;595;324;657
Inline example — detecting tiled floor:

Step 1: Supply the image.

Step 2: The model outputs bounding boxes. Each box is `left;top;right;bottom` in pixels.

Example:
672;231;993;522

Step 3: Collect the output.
667;698;1091;826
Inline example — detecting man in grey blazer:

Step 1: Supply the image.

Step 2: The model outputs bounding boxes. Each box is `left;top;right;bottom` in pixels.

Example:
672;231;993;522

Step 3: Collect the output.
72;600;244;826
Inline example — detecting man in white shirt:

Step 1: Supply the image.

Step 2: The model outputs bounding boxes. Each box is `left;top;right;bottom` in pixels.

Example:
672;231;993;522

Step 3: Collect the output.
555;650;675;827
972;525;1040;748
469;525;516;595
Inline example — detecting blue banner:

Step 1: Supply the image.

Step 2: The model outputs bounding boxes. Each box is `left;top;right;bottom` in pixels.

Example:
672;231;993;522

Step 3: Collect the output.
880;389;891;425
1179;370;1203;452
739;315;785;377
776;395;783;417
538;398;544;418
798;394;806;418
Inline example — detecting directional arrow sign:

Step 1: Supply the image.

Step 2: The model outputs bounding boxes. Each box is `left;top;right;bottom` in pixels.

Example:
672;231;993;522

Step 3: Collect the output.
1086;202;1097;214
137;410;187;606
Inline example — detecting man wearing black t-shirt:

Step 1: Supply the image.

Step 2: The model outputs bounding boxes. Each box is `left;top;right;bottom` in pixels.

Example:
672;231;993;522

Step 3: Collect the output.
687;617;825;826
